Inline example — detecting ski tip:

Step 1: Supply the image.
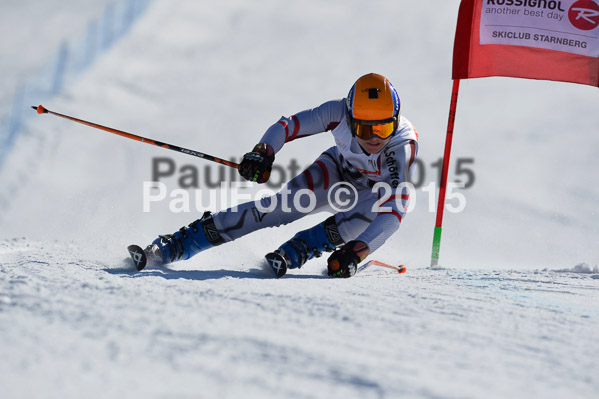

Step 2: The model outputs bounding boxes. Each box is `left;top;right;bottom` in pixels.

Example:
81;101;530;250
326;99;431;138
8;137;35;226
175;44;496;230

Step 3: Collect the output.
398;265;407;274
127;244;147;271
265;251;288;278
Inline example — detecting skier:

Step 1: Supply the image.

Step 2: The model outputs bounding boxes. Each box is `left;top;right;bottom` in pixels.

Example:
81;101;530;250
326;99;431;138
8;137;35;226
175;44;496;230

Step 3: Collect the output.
140;73;419;278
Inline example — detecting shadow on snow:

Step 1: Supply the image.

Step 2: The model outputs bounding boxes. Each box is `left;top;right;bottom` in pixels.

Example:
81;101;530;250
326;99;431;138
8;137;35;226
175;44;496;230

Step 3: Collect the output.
103;264;328;281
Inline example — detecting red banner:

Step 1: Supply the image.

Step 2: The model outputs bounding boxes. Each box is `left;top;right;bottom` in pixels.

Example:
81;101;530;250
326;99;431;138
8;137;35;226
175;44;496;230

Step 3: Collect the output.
453;0;599;87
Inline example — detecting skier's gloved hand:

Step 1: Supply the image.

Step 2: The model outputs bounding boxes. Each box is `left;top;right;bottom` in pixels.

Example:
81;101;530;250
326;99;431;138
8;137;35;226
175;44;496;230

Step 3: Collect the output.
327;240;369;278
239;143;275;183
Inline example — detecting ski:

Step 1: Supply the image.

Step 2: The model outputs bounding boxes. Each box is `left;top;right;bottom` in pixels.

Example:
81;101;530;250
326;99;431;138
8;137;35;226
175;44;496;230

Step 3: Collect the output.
264;251;288;278
127;245;148;271
358;260;406;274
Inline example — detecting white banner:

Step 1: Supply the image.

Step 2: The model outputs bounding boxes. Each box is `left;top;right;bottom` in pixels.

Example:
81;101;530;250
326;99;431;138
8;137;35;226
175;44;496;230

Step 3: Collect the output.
480;0;599;57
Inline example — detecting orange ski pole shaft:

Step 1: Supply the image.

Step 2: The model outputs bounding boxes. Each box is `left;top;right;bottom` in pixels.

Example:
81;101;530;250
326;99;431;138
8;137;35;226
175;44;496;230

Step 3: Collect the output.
358;260;406;274
31;105;239;169
369;260;406;274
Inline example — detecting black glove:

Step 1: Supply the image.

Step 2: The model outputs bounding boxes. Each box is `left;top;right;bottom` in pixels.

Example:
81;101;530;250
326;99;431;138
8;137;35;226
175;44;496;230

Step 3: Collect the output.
327;241;369;278
238;143;275;183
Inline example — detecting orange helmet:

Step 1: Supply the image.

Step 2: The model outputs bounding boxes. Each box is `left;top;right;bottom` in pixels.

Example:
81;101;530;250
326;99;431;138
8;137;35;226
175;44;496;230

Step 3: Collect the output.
346;73;400;140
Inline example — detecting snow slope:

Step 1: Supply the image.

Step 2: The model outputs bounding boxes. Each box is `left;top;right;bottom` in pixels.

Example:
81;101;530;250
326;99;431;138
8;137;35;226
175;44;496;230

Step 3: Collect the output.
2;238;598;399
1;0;599;397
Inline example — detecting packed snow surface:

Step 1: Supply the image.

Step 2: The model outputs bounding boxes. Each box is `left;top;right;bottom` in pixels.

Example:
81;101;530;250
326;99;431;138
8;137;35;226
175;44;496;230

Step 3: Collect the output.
1;239;598;398
1;0;598;398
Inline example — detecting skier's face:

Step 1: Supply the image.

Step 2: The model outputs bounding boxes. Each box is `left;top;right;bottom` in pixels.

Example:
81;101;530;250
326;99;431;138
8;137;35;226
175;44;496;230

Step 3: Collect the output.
356;136;391;154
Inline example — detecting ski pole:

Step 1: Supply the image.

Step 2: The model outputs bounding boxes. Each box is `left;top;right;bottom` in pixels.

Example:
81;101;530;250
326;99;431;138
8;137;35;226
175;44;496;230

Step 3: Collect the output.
31;105;239;169
358;260;406;274
369;260;406;273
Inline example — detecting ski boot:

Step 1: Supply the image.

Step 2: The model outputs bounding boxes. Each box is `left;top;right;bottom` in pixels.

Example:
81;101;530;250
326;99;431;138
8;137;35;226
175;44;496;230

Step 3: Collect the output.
144;211;224;267
265;216;344;278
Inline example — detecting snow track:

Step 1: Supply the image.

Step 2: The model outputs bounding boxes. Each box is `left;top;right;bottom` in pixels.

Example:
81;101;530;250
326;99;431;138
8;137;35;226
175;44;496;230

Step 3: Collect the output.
2;1;599;397
1;239;597;398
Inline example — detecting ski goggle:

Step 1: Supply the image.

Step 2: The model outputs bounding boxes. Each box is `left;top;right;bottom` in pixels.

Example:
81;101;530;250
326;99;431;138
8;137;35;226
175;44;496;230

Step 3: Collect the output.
349;116;397;140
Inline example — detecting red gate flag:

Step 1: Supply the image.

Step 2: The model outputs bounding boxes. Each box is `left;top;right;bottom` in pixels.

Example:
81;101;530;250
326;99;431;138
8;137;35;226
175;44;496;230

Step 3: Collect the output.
432;0;598;266
453;0;599;87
